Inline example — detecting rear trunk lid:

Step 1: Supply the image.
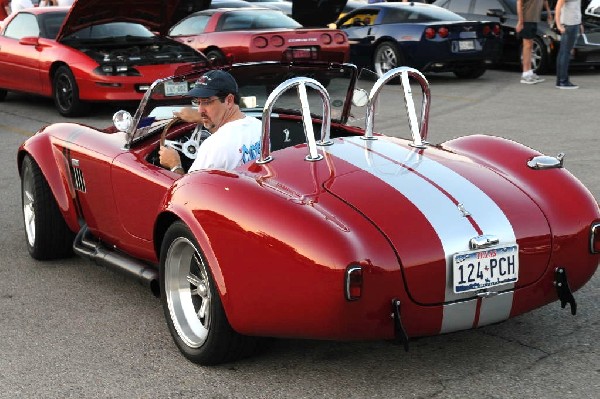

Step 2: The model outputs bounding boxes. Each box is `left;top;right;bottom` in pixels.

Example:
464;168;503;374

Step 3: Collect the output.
323;136;552;305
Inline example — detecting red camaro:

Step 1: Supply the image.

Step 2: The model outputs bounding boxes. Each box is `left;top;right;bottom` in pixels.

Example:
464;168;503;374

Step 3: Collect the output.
18;59;600;365
0;0;207;116
168;7;349;64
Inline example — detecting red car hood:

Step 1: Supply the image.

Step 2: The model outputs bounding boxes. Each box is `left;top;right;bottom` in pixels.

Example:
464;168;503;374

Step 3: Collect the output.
323;136;552;305
56;0;211;40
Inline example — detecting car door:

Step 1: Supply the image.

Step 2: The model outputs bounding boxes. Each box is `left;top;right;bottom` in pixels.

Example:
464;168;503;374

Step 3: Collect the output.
338;9;381;67
110;150;177;260
0;13;46;93
168;13;212;53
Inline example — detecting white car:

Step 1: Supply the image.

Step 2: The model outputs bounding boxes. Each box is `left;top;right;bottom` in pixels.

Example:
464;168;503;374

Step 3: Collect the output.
587;0;600;16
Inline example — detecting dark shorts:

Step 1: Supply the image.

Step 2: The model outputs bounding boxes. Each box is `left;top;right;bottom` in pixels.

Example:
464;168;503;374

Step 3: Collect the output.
519;22;537;39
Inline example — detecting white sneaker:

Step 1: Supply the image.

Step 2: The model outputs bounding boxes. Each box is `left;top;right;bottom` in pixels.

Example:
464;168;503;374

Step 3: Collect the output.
520;75;538;84
530;73;545;83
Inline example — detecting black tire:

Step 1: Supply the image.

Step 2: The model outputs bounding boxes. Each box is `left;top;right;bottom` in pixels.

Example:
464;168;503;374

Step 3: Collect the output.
160;221;260;365
21;155;74;260
53;65;89;117
524;36;550;75
0;89;7;101
205;49;226;65
453;65;487;79
373;41;404;79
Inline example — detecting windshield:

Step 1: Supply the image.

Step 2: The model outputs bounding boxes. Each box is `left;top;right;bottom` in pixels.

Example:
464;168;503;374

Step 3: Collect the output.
127;62;358;146
62;22;155;41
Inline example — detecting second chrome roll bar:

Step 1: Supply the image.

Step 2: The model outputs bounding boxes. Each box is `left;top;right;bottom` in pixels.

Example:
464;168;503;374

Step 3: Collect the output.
363;67;431;148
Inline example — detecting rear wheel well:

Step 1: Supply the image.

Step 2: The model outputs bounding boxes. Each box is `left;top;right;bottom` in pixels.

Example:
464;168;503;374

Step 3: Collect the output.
204;47;226;64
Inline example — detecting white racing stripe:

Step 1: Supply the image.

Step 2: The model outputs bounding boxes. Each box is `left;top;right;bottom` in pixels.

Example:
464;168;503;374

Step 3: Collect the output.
325;137;516;332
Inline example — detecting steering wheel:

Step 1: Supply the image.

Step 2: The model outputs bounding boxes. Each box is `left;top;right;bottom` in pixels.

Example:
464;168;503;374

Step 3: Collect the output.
160;117;208;160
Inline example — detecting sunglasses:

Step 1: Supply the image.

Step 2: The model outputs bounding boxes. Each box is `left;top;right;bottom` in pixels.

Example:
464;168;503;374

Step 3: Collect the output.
191;97;220;107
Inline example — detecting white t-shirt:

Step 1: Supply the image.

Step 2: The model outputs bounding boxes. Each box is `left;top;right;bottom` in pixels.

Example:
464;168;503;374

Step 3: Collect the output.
10;0;33;14
560;0;581;25
188;116;262;172
56;0;74;5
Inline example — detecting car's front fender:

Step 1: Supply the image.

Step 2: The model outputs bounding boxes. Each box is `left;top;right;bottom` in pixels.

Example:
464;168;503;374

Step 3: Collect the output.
17;129;81;233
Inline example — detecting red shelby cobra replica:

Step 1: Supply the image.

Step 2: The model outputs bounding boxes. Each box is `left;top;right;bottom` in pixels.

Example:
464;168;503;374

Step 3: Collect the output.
18;61;600;365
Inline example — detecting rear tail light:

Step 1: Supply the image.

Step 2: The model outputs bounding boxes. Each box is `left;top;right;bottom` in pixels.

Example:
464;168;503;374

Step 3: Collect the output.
482;24;501;37
592;222;600;253
271;35;285;47
425;27;449;40
425;27;436;40
253;36;268;48
345;265;363;301
492;24;501;36
334;32;346;44
321;33;332;45
253;35;285;49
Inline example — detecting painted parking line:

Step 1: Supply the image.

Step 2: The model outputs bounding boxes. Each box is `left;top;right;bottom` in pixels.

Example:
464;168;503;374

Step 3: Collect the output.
0;124;35;137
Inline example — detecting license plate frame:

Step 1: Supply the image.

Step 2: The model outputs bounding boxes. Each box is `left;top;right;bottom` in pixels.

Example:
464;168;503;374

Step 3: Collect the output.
458;40;475;51
452;244;519;293
164;81;189;97
290;47;316;59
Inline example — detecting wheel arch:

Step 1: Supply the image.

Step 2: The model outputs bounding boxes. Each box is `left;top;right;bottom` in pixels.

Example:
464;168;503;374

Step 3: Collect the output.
18;139;80;233
153;205;231;317
373;36;401;51
372;37;406;62
49;61;70;80
203;46;227;64
203;45;222;54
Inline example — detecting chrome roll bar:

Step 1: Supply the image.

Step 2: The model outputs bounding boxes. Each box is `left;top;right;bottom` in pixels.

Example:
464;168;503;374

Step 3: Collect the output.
257;77;332;164
363;67;431;149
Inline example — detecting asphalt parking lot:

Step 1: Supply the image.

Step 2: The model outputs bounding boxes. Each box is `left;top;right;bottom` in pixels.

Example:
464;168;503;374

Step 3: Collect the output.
0;66;598;398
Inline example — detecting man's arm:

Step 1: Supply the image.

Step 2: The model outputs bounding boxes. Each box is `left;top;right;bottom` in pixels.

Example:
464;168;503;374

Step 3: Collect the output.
517;0;524;32
544;0;553;24
173;107;203;123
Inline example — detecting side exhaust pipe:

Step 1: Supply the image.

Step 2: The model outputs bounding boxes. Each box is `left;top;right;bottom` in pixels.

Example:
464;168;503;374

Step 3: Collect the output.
73;226;160;297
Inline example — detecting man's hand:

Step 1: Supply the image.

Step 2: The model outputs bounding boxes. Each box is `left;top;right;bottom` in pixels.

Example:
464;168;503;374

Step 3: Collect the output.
159;146;184;174
174;107;202;123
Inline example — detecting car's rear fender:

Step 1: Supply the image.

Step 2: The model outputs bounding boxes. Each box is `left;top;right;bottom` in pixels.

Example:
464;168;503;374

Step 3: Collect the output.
18;131;80;233
157;165;411;339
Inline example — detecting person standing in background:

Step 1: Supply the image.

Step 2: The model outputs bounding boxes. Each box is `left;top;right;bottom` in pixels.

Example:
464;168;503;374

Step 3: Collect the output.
516;0;553;84
8;0;33;15
555;0;583;88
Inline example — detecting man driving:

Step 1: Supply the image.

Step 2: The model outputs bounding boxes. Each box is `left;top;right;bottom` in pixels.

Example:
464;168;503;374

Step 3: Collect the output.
159;70;262;174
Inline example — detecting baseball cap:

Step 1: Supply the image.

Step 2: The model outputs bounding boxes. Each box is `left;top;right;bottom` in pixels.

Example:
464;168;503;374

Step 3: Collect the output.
187;70;238;98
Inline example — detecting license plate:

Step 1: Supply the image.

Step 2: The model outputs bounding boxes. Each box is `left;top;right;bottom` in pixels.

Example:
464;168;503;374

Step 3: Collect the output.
458;40;475;51
164;81;189;97
291;47;314;59
453;244;519;293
